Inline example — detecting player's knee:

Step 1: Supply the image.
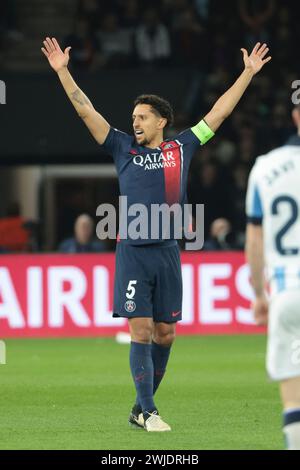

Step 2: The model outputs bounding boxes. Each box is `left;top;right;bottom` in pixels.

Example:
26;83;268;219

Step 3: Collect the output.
133;330;152;343
154;330;176;346
165;332;176;346
129;318;153;343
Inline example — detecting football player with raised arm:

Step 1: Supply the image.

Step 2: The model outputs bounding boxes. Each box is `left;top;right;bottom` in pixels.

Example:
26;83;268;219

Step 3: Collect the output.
42;37;271;432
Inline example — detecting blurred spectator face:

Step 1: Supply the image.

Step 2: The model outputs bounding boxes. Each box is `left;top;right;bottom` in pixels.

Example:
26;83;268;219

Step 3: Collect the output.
180;8;200;30
278;26;290;42
238;125;255;163
211;218;231;240
132;104;166;146
278;6;290;24
173;0;189;11
143;8;158;28
173;112;189;129
75;215;94;245
240;138;254;163
239;125;254;141
194;0;210;20
81;0;99;12
256;75;271;100
75;18;90;37
181;8;193;25
125;0;138;15
196;146;212;164
215;33;226;48
273;103;288;127
101;13;118;33
231;111;244;130
215;140;236;165
199;163;217;186
233;165;248;190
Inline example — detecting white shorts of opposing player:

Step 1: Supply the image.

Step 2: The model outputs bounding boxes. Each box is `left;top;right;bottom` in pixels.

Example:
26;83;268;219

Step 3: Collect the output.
267;290;300;381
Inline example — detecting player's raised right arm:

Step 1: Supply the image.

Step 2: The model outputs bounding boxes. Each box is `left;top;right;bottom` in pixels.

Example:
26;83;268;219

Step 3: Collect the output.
41;37;110;145
203;43;271;133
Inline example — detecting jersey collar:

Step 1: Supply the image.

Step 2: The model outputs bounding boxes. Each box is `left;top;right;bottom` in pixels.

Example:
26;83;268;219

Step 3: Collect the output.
285;134;300;146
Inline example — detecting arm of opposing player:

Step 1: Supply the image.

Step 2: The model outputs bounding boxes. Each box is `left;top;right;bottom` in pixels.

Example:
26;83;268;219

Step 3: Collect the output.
245;166;269;325
245;165;265;297
57;67;110;145
245;223;269;326
245;223;265;298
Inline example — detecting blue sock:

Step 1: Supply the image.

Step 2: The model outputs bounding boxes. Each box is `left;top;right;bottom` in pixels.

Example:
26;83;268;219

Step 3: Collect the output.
283;409;300;449
134;341;171;414
130;342;156;414
152;341;171;395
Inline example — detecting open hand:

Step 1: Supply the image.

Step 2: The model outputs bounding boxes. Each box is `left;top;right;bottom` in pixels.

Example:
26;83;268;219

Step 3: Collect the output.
41;37;71;72
241;42;271;75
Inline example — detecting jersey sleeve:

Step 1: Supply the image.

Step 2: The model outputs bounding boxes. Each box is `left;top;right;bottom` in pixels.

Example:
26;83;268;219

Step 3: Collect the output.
101;127;131;164
246;165;263;225
174;120;215;165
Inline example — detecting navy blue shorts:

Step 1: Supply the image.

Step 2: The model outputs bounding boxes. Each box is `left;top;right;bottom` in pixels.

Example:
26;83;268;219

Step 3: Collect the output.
113;241;182;323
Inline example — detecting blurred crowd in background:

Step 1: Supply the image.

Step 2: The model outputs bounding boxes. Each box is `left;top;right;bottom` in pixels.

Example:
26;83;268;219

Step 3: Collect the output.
1;0;299;252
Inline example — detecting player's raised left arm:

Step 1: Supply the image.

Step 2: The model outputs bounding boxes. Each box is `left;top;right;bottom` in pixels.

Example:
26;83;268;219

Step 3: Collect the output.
204;43;271;133
245;223;269;326
246;224;265;298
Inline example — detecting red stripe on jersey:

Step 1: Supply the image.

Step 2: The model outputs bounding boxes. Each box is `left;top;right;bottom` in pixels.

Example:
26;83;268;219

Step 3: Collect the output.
161;141;182;205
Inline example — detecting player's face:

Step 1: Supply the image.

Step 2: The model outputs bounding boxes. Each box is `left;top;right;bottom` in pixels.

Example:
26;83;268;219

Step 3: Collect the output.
132;104;165;146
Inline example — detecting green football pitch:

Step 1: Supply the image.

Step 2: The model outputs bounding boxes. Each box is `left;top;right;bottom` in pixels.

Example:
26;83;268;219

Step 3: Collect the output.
0;336;283;450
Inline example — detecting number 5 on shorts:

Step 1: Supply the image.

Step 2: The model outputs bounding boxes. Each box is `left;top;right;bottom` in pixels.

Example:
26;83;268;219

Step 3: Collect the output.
126;280;137;299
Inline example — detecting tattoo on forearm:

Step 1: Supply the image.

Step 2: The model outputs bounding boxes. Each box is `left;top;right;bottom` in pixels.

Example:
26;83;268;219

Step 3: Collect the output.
70;89;92;108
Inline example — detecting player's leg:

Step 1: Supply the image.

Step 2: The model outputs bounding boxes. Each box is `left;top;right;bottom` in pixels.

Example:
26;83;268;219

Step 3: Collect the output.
132;322;175;420
266;290;300;449
137;320;175;431
130;321;175;429
129;317;171;431
128;317;157;416
280;377;300;450
135;243;181;431
152;321;176;396
112;244;158;428
151;243;182;397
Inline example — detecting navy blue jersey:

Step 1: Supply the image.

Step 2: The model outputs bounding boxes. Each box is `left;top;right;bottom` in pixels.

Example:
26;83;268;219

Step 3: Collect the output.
102;126;208;245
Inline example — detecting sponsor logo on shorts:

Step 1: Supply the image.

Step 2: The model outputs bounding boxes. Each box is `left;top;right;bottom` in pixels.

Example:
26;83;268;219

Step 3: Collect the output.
125;300;136;313
171;310;181;318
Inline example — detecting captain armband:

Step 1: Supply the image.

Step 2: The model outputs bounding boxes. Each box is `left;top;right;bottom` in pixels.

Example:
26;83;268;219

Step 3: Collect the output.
191;119;215;145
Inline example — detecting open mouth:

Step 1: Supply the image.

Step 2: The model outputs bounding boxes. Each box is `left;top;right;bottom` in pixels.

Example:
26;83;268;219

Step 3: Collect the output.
135;130;144;137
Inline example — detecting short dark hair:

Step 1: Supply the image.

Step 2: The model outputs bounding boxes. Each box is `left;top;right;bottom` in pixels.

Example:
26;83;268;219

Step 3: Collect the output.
134;94;174;127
